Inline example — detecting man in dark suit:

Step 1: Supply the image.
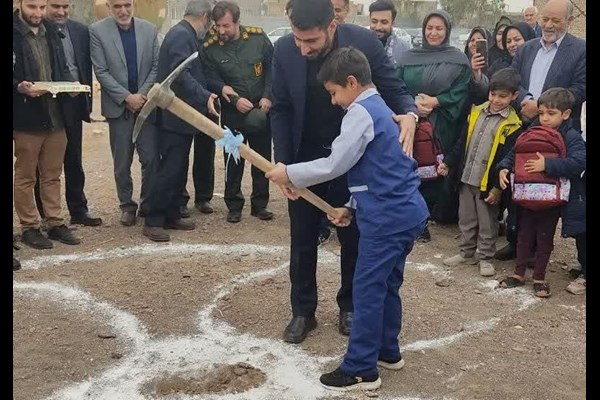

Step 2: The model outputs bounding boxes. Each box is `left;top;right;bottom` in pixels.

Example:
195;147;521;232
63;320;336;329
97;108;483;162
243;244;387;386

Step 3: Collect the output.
495;0;586;261
142;0;223;242
36;0;102;227
513;0;585;131
271;0;418;344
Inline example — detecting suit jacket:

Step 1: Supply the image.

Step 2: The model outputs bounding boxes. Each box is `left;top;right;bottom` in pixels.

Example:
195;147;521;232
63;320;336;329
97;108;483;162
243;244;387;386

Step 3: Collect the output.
89;17;159;119
512;33;586;130
156;19;219;135
270;24;417;165
61;19;92;125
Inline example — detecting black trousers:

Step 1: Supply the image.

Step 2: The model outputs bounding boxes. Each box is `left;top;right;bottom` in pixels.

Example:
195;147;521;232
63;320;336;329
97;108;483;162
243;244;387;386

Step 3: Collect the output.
145;130;193;227
288;174;358;316
576;232;586;277
35;122;88;218
180;132;215;207
223;128;271;212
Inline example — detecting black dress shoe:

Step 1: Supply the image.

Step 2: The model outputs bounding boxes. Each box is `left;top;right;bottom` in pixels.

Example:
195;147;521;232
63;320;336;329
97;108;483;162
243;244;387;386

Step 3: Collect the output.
120;211;137;226
339;311;353;336
227;210;242;223
195;201;214;214
48;224;81;245
417;226;431;243
251;208;274;220
22;228;53;249
283;316;317;344
70;213;103;226
179;206;190;218
13;257;21;271
495;243;516;260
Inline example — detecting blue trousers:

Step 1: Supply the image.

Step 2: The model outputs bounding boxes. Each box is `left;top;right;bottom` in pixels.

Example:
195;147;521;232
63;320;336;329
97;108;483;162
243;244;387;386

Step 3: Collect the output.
341;221;425;376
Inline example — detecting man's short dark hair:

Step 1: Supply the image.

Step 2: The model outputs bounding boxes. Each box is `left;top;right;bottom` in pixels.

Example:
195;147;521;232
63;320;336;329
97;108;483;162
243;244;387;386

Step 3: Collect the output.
317;47;372;86
212;0;240;23
368;0;397;21
489;67;520;93
538;87;575;112
289;0;333;30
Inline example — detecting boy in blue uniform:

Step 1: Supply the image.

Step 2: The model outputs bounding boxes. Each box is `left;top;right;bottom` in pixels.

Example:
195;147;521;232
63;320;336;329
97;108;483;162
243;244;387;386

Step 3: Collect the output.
267;47;429;392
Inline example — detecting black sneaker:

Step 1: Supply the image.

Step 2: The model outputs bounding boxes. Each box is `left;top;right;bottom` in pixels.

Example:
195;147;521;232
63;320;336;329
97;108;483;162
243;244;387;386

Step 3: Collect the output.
47;225;81;245
320;367;381;392
21;228;53;249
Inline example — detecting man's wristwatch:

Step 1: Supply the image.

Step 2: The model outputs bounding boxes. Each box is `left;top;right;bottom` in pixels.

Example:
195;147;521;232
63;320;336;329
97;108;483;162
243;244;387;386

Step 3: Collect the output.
407;111;419;123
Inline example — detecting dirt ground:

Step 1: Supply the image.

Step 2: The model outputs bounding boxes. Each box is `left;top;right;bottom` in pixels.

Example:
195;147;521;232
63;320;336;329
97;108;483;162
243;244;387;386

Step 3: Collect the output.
13;92;585;400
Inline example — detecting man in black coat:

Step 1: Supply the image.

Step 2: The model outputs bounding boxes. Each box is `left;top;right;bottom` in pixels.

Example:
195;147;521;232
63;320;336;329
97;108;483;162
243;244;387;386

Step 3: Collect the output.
13;1;80;249
271;0;418;344
35;0;102;227
142;0;223;242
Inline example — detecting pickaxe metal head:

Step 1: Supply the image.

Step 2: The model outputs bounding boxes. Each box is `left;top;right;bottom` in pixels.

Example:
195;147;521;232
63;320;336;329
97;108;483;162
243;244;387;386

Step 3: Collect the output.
132;51;200;143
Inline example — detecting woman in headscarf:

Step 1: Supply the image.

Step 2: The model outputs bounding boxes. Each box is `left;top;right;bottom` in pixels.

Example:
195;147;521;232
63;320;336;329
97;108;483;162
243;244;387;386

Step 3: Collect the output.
397;10;471;240
464;26;492;71
487;22;536;77
464;26;493;106
488;16;512;68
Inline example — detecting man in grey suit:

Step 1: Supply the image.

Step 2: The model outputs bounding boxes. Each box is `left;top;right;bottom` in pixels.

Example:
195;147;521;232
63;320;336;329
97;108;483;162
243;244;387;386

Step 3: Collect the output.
90;0;160;226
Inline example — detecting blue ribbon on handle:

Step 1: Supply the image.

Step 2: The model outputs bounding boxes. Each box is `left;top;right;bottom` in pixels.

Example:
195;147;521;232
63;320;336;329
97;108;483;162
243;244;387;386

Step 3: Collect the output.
216;126;244;183
216;126;244;164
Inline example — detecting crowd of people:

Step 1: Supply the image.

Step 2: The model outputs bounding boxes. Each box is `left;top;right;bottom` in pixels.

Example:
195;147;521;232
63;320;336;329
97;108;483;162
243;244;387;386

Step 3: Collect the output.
13;0;585;392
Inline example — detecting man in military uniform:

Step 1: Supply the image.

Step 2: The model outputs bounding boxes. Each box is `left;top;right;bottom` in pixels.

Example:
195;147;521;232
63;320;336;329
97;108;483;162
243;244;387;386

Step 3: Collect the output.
202;0;274;223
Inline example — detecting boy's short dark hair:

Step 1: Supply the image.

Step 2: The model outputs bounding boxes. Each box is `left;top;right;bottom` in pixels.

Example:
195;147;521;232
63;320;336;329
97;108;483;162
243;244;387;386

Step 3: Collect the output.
212;1;240;23
538;88;575;112
368;0;397;21
289;0;333;30
489;67;520;93
317;47;372;86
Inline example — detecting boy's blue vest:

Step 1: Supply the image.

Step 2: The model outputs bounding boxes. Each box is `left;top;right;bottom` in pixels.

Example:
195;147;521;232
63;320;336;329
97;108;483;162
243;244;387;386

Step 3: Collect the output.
348;94;429;237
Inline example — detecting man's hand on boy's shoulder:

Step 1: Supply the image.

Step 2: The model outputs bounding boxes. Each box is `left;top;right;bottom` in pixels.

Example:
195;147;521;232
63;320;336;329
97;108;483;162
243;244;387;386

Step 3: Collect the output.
393;113;417;157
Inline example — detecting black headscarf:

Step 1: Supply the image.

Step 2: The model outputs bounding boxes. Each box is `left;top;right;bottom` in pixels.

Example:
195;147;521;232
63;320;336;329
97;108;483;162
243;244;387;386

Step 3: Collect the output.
463;26;491;59
502;22;536;47
487;22;537;77
488;15;512;66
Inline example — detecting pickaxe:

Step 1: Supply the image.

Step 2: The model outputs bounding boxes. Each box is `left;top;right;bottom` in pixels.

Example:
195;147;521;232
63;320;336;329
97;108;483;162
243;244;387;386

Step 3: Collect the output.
132;52;345;220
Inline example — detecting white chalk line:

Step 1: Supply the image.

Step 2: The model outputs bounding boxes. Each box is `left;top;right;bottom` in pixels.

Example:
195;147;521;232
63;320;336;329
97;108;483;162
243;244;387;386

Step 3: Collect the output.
14;244;542;400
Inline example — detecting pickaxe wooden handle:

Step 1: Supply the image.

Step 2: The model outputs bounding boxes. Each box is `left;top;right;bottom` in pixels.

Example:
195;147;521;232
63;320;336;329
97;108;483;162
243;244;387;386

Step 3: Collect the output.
164;94;344;219
133;52;345;220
